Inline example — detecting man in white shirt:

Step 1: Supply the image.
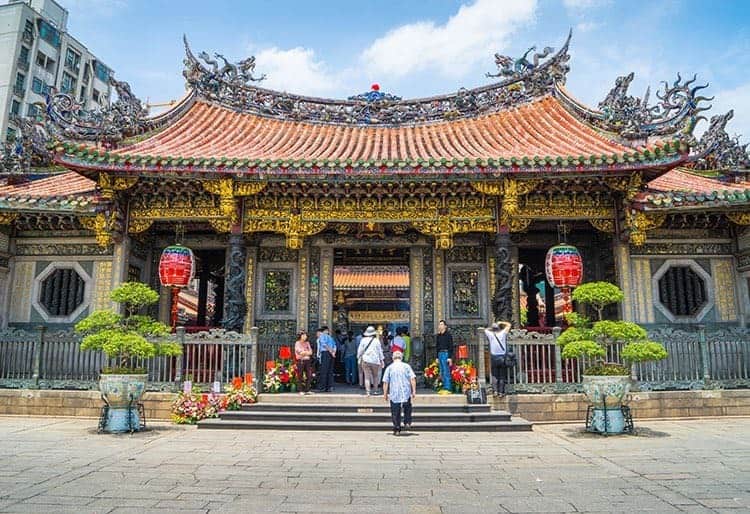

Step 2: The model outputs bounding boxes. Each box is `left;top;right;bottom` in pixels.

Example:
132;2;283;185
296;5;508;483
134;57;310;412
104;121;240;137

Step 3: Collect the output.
382;350;416;435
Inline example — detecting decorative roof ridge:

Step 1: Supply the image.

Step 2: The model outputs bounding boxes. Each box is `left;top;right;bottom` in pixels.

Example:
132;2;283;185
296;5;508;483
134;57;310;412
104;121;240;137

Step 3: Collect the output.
181;31;572;127
554;73;712;144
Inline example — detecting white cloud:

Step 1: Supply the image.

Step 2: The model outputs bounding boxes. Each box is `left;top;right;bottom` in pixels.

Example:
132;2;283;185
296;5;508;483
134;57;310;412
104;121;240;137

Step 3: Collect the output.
359;0;537;79
254;46;341;97
563;0;604;10
575;21;601;33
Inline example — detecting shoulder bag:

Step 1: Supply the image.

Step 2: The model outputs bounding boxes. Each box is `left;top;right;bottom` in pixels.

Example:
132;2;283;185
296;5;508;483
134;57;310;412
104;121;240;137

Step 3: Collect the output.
492;333;517;368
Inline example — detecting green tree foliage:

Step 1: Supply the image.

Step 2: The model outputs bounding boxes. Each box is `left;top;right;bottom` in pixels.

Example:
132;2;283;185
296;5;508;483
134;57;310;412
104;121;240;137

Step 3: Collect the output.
76;282;181;372
571;281;624;320
557;282;667;375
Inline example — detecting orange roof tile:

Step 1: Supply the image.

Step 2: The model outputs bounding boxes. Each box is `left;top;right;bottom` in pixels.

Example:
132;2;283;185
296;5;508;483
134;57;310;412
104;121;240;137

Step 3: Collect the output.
334;267;410;290
646;168;749;193
0;172;96;197
112;96;629;162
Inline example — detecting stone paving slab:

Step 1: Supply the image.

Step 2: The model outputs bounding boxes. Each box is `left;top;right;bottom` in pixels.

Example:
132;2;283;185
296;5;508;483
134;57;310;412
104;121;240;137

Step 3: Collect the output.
0;416;749;513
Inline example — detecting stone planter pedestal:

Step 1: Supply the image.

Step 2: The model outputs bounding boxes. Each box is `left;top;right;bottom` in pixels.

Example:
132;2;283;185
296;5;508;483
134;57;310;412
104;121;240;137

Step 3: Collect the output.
99;374;148;433
582;375;631;434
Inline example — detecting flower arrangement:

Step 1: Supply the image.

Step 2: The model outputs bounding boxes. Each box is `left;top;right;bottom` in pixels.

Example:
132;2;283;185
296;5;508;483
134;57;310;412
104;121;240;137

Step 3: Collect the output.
171;391;223;424
263;360;297;392
423;359;476;392
224;380;258;410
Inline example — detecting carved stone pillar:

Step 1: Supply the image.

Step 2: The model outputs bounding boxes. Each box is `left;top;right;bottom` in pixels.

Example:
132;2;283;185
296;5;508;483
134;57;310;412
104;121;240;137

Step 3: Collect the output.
492;231;513;322
319;246;333;328
409;247;424;338
223;234;247;332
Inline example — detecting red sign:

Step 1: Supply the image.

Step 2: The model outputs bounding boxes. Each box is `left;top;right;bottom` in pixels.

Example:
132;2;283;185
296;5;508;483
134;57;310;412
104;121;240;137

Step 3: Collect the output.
158;245;195;288
545;244;583;289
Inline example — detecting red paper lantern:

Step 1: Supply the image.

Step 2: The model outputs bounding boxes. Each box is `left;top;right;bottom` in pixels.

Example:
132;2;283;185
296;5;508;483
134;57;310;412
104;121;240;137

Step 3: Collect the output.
279;346;292;360
545;244;583;289
159;245;195;288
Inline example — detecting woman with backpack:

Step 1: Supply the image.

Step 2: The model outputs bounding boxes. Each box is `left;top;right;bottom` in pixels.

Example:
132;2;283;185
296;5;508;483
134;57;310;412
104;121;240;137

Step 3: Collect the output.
357;325;384;396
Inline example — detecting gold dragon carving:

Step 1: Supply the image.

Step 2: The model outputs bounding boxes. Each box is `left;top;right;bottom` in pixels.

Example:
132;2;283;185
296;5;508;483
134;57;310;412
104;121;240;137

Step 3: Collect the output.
626;210;667;246
79;212;116;248
98;173;138;200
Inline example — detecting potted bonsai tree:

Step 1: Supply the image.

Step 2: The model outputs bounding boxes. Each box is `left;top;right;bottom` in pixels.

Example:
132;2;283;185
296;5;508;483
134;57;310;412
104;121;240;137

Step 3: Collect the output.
556;281;667;434
75;282;182;433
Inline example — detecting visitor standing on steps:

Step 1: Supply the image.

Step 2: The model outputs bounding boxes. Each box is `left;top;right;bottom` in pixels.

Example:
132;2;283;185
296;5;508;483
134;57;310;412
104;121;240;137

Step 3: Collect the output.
485;321;512;396
383;350;416;435
357;325;384;396
294;331;314;395
343;330;358;385
317;326;336;393
435;320;454;394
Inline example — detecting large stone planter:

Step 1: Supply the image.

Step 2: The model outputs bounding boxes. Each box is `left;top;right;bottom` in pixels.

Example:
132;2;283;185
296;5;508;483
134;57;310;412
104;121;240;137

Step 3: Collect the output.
99;373;148;433
581;375;632;434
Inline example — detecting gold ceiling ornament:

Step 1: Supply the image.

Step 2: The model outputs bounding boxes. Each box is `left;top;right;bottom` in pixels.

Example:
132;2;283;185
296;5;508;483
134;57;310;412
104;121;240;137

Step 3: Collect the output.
98;173;138;200
605;172;643;201
472;178;541;229
208;218;232;233
589;218;615;233
79;212;115;248
507;218;533;232
726;212;750;225
243;210;326;249
626;210;666;246
128;218;154;234
0;212;18;225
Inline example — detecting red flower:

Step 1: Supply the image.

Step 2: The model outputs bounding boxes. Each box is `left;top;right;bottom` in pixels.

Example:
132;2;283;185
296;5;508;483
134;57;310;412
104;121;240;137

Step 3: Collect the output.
232;377;243;389
279;346;292;360
279;372;290;384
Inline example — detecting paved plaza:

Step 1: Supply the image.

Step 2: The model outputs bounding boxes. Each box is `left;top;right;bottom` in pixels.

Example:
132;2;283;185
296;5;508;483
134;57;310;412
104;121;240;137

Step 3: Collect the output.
0;417;748;513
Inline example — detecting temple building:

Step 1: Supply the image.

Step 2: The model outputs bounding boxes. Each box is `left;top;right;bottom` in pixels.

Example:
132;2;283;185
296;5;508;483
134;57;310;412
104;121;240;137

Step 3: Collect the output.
0;32;748;352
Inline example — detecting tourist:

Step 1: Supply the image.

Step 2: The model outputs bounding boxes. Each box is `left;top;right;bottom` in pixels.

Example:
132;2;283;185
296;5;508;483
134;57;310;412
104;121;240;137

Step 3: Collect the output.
357;325;384;396
392;328;406;353
435;320;454;395
382;350;416;435
343;330;358;385
485;321;512;396
402;327;412;364
294;331;314;395
355;329;365;388
317;326;336;392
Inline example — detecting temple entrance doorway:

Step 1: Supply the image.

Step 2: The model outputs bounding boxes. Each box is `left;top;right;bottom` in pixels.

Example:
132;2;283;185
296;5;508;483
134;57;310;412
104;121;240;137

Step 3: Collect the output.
518;248;560;331
176;249;226;331
332;247;411;339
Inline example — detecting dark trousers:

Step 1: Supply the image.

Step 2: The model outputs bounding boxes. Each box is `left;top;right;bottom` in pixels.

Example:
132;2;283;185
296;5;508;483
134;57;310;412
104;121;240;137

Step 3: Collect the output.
318;352;335;392
390;399;413;429
297;358;313;393
491;355;509;394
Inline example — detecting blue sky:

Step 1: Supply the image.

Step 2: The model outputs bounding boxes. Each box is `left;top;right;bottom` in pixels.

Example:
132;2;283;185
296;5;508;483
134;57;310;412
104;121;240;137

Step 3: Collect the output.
63;0;750;140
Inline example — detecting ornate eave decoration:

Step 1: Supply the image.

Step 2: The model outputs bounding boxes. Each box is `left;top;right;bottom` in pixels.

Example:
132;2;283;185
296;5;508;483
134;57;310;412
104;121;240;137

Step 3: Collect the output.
0;116;53;180
44;78;151;143
690;110;750;171
183;32;571;127
556;72;712;143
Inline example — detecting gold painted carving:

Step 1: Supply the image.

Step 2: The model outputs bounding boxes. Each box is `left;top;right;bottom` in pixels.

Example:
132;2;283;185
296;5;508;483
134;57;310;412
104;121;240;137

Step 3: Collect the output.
589;218;615;233
606;172;642;201
626;211;667;246
79;213;115;248
0;213;18;225
208;218;232;233
349;310;410;323
472;178;540;229
727;212;750;225
128;218;154;234
98;173;138;200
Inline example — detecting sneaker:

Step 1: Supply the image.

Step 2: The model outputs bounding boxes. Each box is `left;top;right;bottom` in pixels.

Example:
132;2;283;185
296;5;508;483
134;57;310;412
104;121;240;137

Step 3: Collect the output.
392;428;399;436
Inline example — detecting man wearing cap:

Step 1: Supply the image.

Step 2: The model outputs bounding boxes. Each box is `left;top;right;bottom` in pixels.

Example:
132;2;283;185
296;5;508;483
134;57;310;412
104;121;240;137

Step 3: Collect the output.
317;326;337;393
382;350;416;435
485;321;512;396
357;326;384;396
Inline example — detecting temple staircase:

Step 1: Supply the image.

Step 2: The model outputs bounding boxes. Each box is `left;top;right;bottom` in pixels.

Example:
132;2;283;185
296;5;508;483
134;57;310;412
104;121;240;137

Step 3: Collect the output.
197;392;532;432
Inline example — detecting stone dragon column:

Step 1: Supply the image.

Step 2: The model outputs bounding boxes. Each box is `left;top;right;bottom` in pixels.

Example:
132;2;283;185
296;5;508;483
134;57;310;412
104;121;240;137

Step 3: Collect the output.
223;233;247;332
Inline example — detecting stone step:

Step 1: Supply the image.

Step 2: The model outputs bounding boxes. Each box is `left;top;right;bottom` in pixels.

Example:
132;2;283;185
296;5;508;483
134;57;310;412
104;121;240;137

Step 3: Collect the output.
197;418;533;432
219;410;512;423
241;403;492;414
256;393;467;405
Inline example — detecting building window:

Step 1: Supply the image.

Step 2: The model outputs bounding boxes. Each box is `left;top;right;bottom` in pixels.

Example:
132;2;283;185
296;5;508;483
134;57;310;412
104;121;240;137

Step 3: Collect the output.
38;20;61;47
10;100;20;116
658;266;707;317
14;73;25;96
94;61;110;83
79;86;86;102
65;48;81;73
17;46;30;69
450;269;481;318
22;20;34;43
92;88;100;103
27;103;39;118
61;72;75;94
32;77;44;94
127;265;141;283
263;270;292;313
36;51;55;73
38;268;87;317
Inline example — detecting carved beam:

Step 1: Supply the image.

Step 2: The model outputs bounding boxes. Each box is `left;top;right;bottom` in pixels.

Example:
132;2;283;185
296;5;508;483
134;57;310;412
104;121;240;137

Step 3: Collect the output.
626;211;667;246
0;213;18;225
98;173;138;200
79;212;115;248
589;218;615;233
605;172;643;201
472;178;541;231
727;212;750;226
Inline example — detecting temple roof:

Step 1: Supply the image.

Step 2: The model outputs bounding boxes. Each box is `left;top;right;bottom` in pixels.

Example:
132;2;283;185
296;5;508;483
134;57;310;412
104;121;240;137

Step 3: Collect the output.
334;266;409;291
0;172;99;212
636;167;750;209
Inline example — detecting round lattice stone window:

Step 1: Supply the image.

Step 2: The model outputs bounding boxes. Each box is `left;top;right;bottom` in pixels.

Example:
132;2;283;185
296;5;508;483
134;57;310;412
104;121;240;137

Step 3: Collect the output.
657;266;707;317
38;267;87;317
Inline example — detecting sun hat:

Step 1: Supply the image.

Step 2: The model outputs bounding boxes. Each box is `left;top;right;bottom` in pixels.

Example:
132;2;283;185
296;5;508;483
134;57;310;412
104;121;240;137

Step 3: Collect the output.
363;326;378;337
392;350;403;359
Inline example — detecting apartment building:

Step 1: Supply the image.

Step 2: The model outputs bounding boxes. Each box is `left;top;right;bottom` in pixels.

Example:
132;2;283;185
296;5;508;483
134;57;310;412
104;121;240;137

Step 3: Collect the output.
0;0;114;140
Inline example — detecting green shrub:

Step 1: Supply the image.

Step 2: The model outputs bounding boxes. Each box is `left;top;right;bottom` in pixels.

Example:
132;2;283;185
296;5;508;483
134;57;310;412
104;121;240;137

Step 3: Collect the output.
76;282;181;372
561;340;606;360
621;341;669;363
572;281;624;320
